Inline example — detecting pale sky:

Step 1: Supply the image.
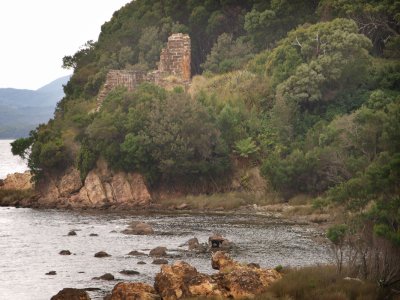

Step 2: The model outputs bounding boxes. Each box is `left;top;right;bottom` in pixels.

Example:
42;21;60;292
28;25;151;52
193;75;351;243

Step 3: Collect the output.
0;0;132;90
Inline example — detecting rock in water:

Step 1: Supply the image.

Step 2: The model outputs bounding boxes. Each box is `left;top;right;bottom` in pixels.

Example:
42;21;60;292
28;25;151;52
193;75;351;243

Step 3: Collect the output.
109;282;160;300
149;246;167;257
127;250;146;256
59;250;71;255
122;222;154;235
68;230;77;236
50;288;91;300
93;273;114;280
187;237;199;250
46;271;57;275
94;251;111;258
120;269;140;275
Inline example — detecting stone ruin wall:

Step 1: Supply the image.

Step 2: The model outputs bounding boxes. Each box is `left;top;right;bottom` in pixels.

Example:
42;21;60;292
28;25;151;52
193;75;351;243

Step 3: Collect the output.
157;33;191;82
96;33;191;110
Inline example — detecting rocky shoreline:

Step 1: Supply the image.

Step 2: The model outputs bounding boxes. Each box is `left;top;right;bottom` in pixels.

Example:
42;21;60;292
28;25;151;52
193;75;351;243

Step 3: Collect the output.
51;251;282;300
0;169;333;229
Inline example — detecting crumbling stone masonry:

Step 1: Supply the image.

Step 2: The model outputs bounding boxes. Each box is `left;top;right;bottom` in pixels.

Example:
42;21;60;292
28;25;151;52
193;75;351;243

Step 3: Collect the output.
96;33;191;110
158;33;191;82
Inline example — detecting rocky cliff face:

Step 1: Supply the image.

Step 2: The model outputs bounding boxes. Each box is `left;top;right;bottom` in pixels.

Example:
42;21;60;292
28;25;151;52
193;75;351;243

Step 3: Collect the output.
37;160;151;209
0;171;33;190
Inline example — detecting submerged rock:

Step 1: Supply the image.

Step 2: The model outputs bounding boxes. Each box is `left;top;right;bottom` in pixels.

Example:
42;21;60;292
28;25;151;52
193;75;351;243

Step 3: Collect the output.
152;259;168;265
137;261;147;265
109;282;160;300
127;250;146;256
120;269;140;276
68;230;77;236
89;233;98;236
50;288;91;300
94;251;111;258
122;222;154;235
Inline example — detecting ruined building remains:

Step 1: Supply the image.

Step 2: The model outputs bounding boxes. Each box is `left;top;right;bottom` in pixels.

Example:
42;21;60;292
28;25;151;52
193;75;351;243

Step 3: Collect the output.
96;33;191;110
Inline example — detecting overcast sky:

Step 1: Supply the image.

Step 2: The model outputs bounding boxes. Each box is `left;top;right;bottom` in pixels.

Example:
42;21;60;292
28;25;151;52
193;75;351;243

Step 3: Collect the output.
0;0;132;90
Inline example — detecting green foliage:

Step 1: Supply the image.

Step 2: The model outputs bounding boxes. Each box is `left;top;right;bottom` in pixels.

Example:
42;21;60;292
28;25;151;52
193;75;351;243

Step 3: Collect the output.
234;137;259;158
76;141;97;180
318;0;400;56
11;135;34;159
201;33;253;73
327;224;348;245
79;85;230;185
244;0;319;50
260;265;386;300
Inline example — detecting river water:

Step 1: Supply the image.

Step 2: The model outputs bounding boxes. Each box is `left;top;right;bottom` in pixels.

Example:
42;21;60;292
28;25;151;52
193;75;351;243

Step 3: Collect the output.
0;139;28;179
0;207;331;299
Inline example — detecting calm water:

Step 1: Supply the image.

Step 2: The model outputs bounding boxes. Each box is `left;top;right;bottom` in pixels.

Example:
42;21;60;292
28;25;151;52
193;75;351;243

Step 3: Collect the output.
0;140;28;179
0;208;331;299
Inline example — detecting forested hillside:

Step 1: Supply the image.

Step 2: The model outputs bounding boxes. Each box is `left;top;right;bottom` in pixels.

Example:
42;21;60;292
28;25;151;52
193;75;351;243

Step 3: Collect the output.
12;0;399;292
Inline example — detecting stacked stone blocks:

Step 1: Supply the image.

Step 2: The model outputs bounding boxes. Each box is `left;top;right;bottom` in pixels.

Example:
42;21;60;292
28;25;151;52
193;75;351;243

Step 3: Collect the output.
96;33;191;110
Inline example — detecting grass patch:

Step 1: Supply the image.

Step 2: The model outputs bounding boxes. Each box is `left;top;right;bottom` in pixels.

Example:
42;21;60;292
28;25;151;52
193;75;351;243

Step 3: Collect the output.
257;265;387;300
159;191;281;210
0;189;35;204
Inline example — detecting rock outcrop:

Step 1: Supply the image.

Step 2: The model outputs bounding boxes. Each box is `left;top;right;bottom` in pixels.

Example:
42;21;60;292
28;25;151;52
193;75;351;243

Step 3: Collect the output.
50;288;91;300
36;160;151;209
109;282;160;300
0;171;32;190
152;252;282;300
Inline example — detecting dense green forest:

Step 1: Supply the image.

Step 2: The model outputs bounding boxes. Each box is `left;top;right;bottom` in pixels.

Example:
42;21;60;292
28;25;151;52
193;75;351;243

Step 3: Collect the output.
12;0;399;293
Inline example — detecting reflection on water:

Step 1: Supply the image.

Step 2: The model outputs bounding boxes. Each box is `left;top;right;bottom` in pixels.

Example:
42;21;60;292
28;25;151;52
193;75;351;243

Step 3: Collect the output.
0;208;330;299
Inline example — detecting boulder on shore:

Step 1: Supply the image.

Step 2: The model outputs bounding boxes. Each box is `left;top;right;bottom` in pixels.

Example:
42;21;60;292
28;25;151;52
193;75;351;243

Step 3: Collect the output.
153;251;282;299
109;282;160;300
50;288;91;300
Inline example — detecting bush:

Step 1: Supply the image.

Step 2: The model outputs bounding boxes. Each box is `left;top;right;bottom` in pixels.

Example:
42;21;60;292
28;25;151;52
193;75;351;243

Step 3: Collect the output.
258;265;386;300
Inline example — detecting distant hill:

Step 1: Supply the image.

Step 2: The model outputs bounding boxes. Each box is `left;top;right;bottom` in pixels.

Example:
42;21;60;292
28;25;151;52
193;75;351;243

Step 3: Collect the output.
0;75;70;138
